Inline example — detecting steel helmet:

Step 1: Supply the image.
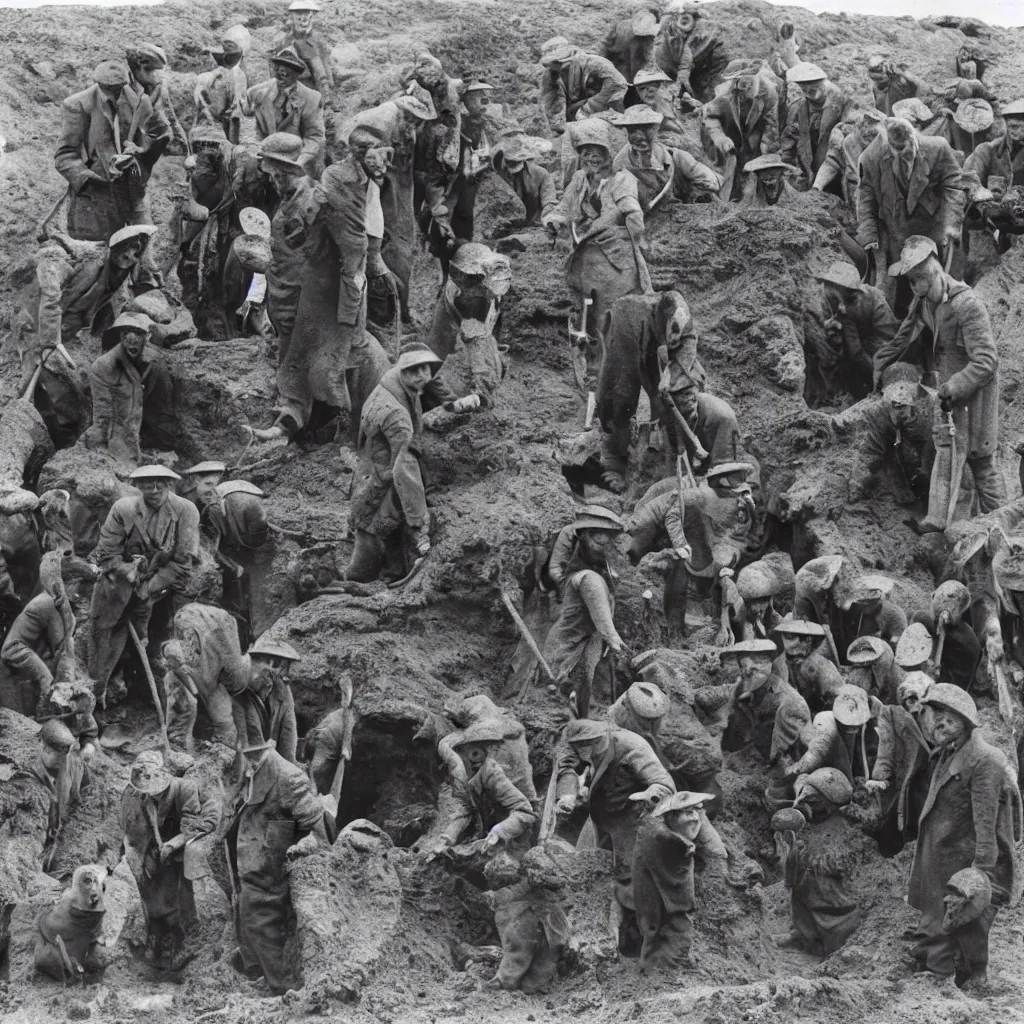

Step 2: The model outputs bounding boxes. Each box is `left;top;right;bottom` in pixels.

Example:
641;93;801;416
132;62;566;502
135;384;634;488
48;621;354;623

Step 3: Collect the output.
799;767;853;807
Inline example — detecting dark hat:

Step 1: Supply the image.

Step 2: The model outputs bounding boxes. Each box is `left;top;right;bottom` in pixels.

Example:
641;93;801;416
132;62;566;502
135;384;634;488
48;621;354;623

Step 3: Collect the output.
94;59;129;87
396;341;443;372
39;719;75;753
271;46;308;73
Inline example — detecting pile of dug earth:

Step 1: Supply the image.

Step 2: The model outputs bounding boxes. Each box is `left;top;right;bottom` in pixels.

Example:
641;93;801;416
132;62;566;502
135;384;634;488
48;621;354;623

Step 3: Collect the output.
1;1;1024;1022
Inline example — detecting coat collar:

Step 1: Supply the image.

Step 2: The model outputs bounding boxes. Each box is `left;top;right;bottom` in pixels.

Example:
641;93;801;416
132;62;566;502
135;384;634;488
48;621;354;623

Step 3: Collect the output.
920;729;984;821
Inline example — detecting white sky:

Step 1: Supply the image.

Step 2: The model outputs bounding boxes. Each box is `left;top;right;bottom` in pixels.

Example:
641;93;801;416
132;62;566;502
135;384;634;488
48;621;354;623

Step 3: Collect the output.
1;0;1023;25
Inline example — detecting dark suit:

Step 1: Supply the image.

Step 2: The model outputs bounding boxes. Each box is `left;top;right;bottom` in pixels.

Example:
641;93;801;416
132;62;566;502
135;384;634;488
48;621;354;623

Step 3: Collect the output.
245;79;325;174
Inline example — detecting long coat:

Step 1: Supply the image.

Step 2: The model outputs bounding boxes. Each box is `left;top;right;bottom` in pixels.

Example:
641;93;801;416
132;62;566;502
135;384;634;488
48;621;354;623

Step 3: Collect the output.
0;593;74;714
276;158;367;429
244;79;325;173
54;83;166;240
873;275;999;459
227;669;299;764
349;367;428;537
780;81;849;179
813;124;870;206
701;75;780;174
963;135;1024;191
439;758;536;845
909;731;1019;913
856;135;962;260
871;704;932;832
540;52;627;133
87;343;159;466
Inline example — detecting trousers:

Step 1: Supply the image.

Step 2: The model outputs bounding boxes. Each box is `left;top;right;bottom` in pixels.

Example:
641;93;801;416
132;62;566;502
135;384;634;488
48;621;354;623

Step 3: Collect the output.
237;880;298;994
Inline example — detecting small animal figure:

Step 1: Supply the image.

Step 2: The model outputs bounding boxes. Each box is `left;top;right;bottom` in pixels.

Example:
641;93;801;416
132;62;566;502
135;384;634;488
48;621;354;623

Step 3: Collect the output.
34;863;108;983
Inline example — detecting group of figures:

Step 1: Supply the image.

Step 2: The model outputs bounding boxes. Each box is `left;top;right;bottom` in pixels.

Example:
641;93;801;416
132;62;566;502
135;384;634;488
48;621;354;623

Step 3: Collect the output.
2;0;1024;1003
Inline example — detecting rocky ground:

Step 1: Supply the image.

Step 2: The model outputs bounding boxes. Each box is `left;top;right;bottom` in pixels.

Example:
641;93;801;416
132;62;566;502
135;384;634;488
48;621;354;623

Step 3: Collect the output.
2;0;1024;1022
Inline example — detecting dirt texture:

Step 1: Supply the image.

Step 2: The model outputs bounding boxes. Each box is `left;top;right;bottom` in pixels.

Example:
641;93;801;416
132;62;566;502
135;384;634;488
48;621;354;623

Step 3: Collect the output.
2;0;1024;1022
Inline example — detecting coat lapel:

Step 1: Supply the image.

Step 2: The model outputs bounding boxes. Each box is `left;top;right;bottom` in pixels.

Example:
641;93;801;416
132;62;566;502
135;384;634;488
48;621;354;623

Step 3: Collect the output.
907;149;930;214
919;732;978;822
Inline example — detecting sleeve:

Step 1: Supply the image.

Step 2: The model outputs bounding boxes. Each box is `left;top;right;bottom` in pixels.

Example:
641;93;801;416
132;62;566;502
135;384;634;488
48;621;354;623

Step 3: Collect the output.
693;681;736;714
380;408;429;530
284;765;328;841
700;98;730;152
871;707;896;782
812;127;845;190
537;166;559;222
577;571;624;647
962;144;991;186
300;91;327;165
934;142;964;234
278;687;299;764
92;502;129;570
436;732;467;785
540;70;567;134
554;740;583;801
177;777;220;840
851;407;892;486
547;526;577;587
672;148;722;193
760;91;780;154
322;172;368;326
811;658;845;704
622;737;675;798
663;493;689;552
0;603;53;689
872;312;915;380
148;503;201;594
969;754;1007;885
485;761;536;841
580;55;627;117
942;295;997;402
856;150;881;248
793;712;837;774
609;171;643;218
779;100;801;167
870;292;899;345
53;100;96;192
35;248;75;350
88;361;114;444
770;692;811;763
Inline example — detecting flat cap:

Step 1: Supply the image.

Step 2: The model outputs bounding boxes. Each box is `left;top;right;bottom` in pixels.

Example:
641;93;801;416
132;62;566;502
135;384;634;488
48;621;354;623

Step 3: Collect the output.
218;480;265;498
539;36;577;66
259;131;306;170
270;46;308;72
130;750;172;795
743;153;798;174
706;461;753;481
565;719;611;745
632;66;671;86
249;636;302;661
888;235;938;277
787;62;827;84
129;464;181;482
615;104;664;127
94;59;129;87
832;683;871;727
452;720;507;747
722;638;777;656
181;461;226;475
653;791;714;816
130;43;168;68
774;618;825;638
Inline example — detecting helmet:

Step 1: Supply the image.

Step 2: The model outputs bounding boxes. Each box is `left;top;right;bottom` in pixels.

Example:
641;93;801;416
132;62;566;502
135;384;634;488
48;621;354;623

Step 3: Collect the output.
625;681;669;719
774;618;825;638
922;682;978;727
931;580;971;622
249;636;302;661
39;719;75;753
736;562;777;601
799;767;853;807
129;750;172;795
770;807;807;832
832;684;871;727
653;791;714;817
846;635;888;664
452;720;507;747
943;867;992;928
895;622;933;667
565;719;611;745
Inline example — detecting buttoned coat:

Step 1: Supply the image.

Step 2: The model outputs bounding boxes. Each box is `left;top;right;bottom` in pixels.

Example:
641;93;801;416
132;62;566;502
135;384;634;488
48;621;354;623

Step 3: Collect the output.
245;79;325;172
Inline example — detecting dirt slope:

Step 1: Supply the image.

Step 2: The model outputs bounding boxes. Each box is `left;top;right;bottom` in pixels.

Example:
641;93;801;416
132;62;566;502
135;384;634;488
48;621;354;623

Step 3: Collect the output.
2;1;1024;1022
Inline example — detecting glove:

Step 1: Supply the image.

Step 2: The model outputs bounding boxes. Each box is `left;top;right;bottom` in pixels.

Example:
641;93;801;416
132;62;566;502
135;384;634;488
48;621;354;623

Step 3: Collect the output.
413;528;431;557
555;795;576;816
863;780;889;793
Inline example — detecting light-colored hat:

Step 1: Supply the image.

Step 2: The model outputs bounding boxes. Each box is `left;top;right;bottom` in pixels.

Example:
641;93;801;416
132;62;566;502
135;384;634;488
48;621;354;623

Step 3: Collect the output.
108;223;158;250
222;25;252;55
895;622;933;667
866;54;888;71
570;117;616;154
723;638;778;657
94;60;129;87
851;574;895;600
449;242;495;276
271;46;308;72
249;636;302;661
102;311;153;347
743;153;798;174
575;505;625;533
494;134;552;163
239;207;271;239
881;361;921;404
565;719;611;745
539;36;577;66
289;0;322;9
846;635;889;665
190;122;229;147
631;9;659;36
259;132;306;170
130;43;168;69
662;0;701;15
394;84;437;121
953;98;994;134
832;683;871;727
129;464;181;482
736;562;777;601
774;618;825;638
615;104;664;127
452;720;507;747
721;58;763;80
706;461;753;482
815;261;862;290
1003;98;1024;119
181;461;226;476
888;235;939;277
797;766;853;806
922;682;978;726
396;342;443;372
39;719;75;753
897;670;933;706
462;77;494;95
218;480;265;498
891;97;934;126
235;235;272;274
787;62;827;84
130;751;172;795
633;66;671;86
652;791;714;816
797;555;844;592
944;867;992;923
625;681;669;719
931;580;971;621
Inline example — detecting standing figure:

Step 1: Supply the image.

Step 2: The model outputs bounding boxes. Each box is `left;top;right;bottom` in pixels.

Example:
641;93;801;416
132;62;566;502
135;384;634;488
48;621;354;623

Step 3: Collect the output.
538;37;627;139
193;28;250;143
271;0;335;100
226;636;301;763
603;7;659;86
121;751;220;970
654;0;730;104
813;109;885;208
780;63;850;188
127;43;189;157
867;55;922;116
227;739;327;994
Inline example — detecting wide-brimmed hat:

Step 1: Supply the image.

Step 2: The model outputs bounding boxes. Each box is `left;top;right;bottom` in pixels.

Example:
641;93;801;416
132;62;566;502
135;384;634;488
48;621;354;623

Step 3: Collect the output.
462;77;494;95
181;461;226;476
888;235;938;277
130;751;172;795
787;62;827;84
847;635;889;665
881;361;922;404
249;636;302;661
775;618;825;638
394;83;437;121
736;562;778;601
102;311;153;347
895;622;933;667
494;134;551;164
797;555;844;592
744;154;798;174
922;682;978;726
653;791;714;817
539;36;577;65
707;462;753;483
218;479;265;499
570;117;616;155
94;59;129;87
565;719;611;745
832;684;871;727
722;638;778;657
129;464;181;482
259;132;306;170
396;341;443;372
797;766;852;806
953;98;994;134
452;720;506;747
815;261;861;290
109;223;157;250
239;207;271;239
633;66;671;86
575;504;625;533
625;681;669;719
271;46;307;73
850;574;895;602
890;97;933;125
614;104;664;128
289;0;322;9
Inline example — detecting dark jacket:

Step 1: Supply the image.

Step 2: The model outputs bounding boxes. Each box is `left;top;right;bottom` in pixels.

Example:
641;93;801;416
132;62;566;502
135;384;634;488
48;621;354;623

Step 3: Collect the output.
227;670;298;764
963;134;1024;191
244;79;325;172
909;731;1020;912
88;343;160;465
856;134;962;259
439;757;536;845
781;80;849;179
540;51;627;133
1;593;73;691
874;275;999;459
872;71;922;115
701;75;780;165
